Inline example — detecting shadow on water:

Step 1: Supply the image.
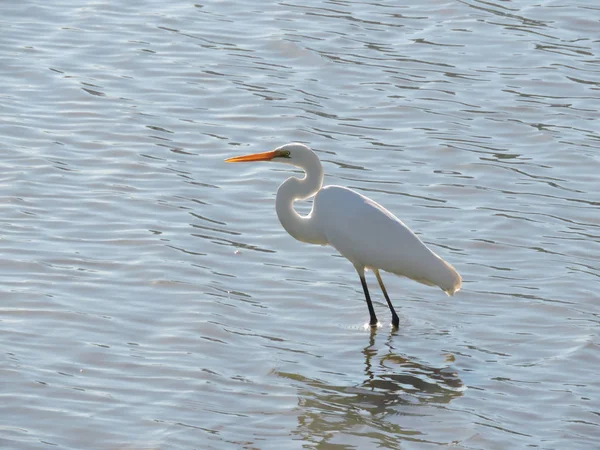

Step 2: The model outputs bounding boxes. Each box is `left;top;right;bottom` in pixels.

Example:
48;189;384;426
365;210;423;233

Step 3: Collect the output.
279;331;464;448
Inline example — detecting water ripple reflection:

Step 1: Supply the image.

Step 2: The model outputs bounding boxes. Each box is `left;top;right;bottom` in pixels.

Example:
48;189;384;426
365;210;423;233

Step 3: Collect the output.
281;332;464;447
1;0;599;448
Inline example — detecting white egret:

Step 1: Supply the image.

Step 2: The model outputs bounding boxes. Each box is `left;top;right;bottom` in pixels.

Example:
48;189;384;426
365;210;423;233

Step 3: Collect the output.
225;143;461;327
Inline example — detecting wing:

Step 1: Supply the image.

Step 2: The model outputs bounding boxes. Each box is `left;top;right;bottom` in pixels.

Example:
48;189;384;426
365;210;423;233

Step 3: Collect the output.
313;186;461;293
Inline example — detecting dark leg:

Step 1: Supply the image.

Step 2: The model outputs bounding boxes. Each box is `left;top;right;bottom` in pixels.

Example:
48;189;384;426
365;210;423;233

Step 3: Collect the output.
358;270;378;326
374;269;399;328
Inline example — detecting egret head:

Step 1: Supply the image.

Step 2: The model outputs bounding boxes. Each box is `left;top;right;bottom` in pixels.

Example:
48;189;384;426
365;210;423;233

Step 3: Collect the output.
225;143;314;165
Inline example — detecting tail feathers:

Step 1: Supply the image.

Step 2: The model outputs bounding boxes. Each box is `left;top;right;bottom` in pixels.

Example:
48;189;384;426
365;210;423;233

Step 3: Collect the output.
404;256;462;295
386;251;462;295
440;259;462;296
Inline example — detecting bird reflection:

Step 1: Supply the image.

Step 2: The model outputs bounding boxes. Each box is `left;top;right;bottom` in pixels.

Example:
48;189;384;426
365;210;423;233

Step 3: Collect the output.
284;330;464;446
359;330;463;413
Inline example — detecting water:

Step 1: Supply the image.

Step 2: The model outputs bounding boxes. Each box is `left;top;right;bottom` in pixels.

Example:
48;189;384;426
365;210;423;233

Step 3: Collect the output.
1;0;599;448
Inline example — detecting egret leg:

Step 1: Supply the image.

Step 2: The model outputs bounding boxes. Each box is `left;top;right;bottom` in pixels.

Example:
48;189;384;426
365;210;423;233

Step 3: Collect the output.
374;269;400;328
357;270;378;326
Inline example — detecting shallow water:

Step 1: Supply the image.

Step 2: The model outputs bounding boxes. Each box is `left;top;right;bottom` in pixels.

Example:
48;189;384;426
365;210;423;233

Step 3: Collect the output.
1;0;599;448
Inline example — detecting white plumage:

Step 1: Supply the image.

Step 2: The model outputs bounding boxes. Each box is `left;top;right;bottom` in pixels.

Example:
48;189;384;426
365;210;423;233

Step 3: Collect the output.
226;143;461;327
314;185;461;295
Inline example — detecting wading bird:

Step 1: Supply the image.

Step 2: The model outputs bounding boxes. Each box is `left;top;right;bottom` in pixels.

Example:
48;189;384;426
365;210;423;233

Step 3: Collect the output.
225;143;461;327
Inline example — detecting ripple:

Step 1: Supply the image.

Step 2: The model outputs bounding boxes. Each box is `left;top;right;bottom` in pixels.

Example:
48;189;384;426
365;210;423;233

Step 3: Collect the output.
0;0;598;448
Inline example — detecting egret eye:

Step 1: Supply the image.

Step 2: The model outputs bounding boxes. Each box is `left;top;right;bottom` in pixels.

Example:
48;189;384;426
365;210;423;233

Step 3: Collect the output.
275;150;291;159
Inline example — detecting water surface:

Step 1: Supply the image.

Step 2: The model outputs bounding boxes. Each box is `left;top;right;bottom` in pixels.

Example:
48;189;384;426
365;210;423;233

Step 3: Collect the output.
1;0;599;448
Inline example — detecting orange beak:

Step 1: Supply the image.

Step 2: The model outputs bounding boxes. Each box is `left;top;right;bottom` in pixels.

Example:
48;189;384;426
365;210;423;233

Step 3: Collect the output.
225;150;279;163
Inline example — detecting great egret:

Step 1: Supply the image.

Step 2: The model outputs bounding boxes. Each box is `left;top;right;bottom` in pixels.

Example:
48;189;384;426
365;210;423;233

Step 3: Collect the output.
225;143;461;327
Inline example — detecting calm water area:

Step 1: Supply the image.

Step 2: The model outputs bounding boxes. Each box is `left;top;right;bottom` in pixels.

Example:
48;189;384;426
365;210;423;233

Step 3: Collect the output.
1;1;599;449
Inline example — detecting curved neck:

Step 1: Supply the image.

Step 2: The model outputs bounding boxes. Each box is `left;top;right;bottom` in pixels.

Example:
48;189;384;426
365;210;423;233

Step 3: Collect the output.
275;153;327;245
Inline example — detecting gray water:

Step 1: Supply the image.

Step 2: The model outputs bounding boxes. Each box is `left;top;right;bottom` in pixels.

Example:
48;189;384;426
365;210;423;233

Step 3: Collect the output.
1;1;599;449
